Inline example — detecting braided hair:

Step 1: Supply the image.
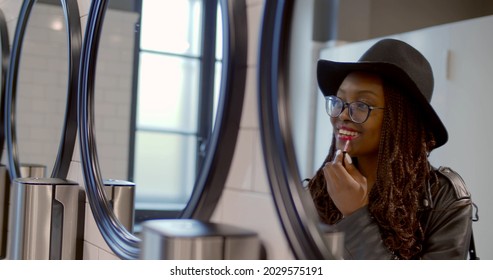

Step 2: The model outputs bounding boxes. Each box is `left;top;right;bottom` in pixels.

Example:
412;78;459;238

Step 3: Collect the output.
308;79;438;259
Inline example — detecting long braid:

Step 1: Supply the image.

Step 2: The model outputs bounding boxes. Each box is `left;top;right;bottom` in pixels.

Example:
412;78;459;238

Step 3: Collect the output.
370;83;432;259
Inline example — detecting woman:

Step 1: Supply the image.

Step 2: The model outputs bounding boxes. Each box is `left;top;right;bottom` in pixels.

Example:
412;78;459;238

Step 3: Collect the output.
309;38;473;259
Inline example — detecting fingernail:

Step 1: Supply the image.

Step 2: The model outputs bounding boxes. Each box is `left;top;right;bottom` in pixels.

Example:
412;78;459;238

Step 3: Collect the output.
335;150;342;157
345;153;352;164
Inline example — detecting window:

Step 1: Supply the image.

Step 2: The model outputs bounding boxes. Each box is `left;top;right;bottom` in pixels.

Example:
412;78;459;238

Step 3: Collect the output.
130;0;222;218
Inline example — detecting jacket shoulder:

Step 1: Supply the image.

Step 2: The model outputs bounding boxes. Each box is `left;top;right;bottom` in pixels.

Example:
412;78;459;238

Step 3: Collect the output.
435;166;470;200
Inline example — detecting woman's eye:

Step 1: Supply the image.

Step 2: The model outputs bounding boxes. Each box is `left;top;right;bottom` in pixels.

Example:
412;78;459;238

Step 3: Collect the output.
353;102;368;111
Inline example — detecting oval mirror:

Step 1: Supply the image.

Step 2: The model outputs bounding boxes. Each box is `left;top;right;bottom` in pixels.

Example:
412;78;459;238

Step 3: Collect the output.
79;0;247;259
259;0;493;259
4;0;81;180
0;6;11;260
258;0;332;259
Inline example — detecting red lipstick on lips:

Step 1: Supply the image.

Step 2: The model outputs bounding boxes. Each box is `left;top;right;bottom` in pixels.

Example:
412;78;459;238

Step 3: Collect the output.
340;135;353;141
338;126;358;141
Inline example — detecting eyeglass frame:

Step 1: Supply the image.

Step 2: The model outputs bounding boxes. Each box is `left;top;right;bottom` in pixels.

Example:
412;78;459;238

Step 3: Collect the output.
324;95;385;124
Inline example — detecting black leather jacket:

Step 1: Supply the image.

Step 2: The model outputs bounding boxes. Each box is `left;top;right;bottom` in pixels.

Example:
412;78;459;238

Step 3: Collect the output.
331;166;473;259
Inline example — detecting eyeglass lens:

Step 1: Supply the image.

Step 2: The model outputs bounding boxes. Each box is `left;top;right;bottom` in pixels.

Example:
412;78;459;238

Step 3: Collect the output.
325;96;370;123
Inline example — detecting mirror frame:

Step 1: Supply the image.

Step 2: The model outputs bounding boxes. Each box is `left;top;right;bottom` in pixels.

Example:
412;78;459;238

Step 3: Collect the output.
78;0;248;259
4;0;81;180
0;8;9;160
258;0;335;259
0;7;10;260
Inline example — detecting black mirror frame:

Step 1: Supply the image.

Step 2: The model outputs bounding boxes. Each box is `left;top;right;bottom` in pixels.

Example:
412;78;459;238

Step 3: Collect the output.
4;0;81;180
0;6;11;261
258;0;335;259
0;8;10;160
78;0;248;259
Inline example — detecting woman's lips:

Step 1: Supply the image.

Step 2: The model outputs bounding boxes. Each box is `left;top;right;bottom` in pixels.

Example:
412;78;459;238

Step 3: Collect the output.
337;127;359;141
339;135;354;141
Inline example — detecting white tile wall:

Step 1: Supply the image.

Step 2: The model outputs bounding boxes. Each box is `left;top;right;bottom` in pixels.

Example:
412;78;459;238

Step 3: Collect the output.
241;67;259;129
1;0;294;260
214;189;293;260
0;0;21;43
209;0;294;260
246;2;263;67
224;129;255;191
76;0;91;18
12;4;69;174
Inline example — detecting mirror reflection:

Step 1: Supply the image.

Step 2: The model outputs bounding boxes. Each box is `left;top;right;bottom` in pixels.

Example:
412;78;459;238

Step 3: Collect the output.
0;6;9;155
79;0;247;259
3;1;69;177
93;0;224;227
285;0;493;259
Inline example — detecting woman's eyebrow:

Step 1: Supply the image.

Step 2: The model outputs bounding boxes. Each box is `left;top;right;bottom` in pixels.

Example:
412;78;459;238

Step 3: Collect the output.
356;89;379;96
337;88;380;97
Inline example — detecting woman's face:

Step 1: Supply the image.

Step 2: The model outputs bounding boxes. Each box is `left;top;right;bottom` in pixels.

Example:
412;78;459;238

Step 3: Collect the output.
330;71;385;159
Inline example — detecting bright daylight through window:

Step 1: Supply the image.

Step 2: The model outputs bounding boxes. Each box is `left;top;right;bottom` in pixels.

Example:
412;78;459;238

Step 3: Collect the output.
132;0;222;216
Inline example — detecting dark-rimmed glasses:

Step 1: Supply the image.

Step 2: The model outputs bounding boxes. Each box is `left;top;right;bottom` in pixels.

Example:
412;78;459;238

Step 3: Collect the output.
325;96;385;124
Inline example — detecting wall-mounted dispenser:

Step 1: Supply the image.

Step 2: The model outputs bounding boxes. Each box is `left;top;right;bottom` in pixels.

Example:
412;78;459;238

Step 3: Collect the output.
140;219;261;260
103;179;135;232
0;165;9;259
1;164;47;259
20;163;46;178
7;177;83;260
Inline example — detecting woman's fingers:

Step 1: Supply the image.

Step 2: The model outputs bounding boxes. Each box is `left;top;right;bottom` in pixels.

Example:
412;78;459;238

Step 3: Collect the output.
323;150;368;216
343;153;366;185
332;149;343;164
324;150;352;189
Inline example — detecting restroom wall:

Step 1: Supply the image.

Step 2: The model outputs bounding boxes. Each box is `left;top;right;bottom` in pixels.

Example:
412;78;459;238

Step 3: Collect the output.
331;0;493;42
208;0;294;260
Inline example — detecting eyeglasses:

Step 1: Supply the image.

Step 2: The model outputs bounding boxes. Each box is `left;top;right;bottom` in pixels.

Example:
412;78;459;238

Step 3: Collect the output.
325;96;385;124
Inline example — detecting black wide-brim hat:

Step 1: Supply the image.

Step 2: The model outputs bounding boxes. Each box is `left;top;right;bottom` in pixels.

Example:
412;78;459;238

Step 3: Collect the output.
317;38;448;148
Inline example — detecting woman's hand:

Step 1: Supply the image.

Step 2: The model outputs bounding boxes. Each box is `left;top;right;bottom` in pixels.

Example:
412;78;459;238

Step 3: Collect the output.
323;150;369;217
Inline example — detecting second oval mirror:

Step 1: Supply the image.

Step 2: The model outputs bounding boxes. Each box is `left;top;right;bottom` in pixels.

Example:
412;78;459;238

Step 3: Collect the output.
79;0;247;259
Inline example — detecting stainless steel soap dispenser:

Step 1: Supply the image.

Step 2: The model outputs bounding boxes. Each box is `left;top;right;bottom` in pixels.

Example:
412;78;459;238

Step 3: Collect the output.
7;177;82;260
0;165;9;259
140;219;261;260
103;179;135;232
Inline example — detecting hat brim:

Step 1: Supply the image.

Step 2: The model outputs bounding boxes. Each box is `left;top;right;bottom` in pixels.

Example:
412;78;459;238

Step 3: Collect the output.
317;59;448;148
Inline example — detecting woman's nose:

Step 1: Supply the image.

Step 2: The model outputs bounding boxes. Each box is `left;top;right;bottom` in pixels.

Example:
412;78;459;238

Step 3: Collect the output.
338;105;351;121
